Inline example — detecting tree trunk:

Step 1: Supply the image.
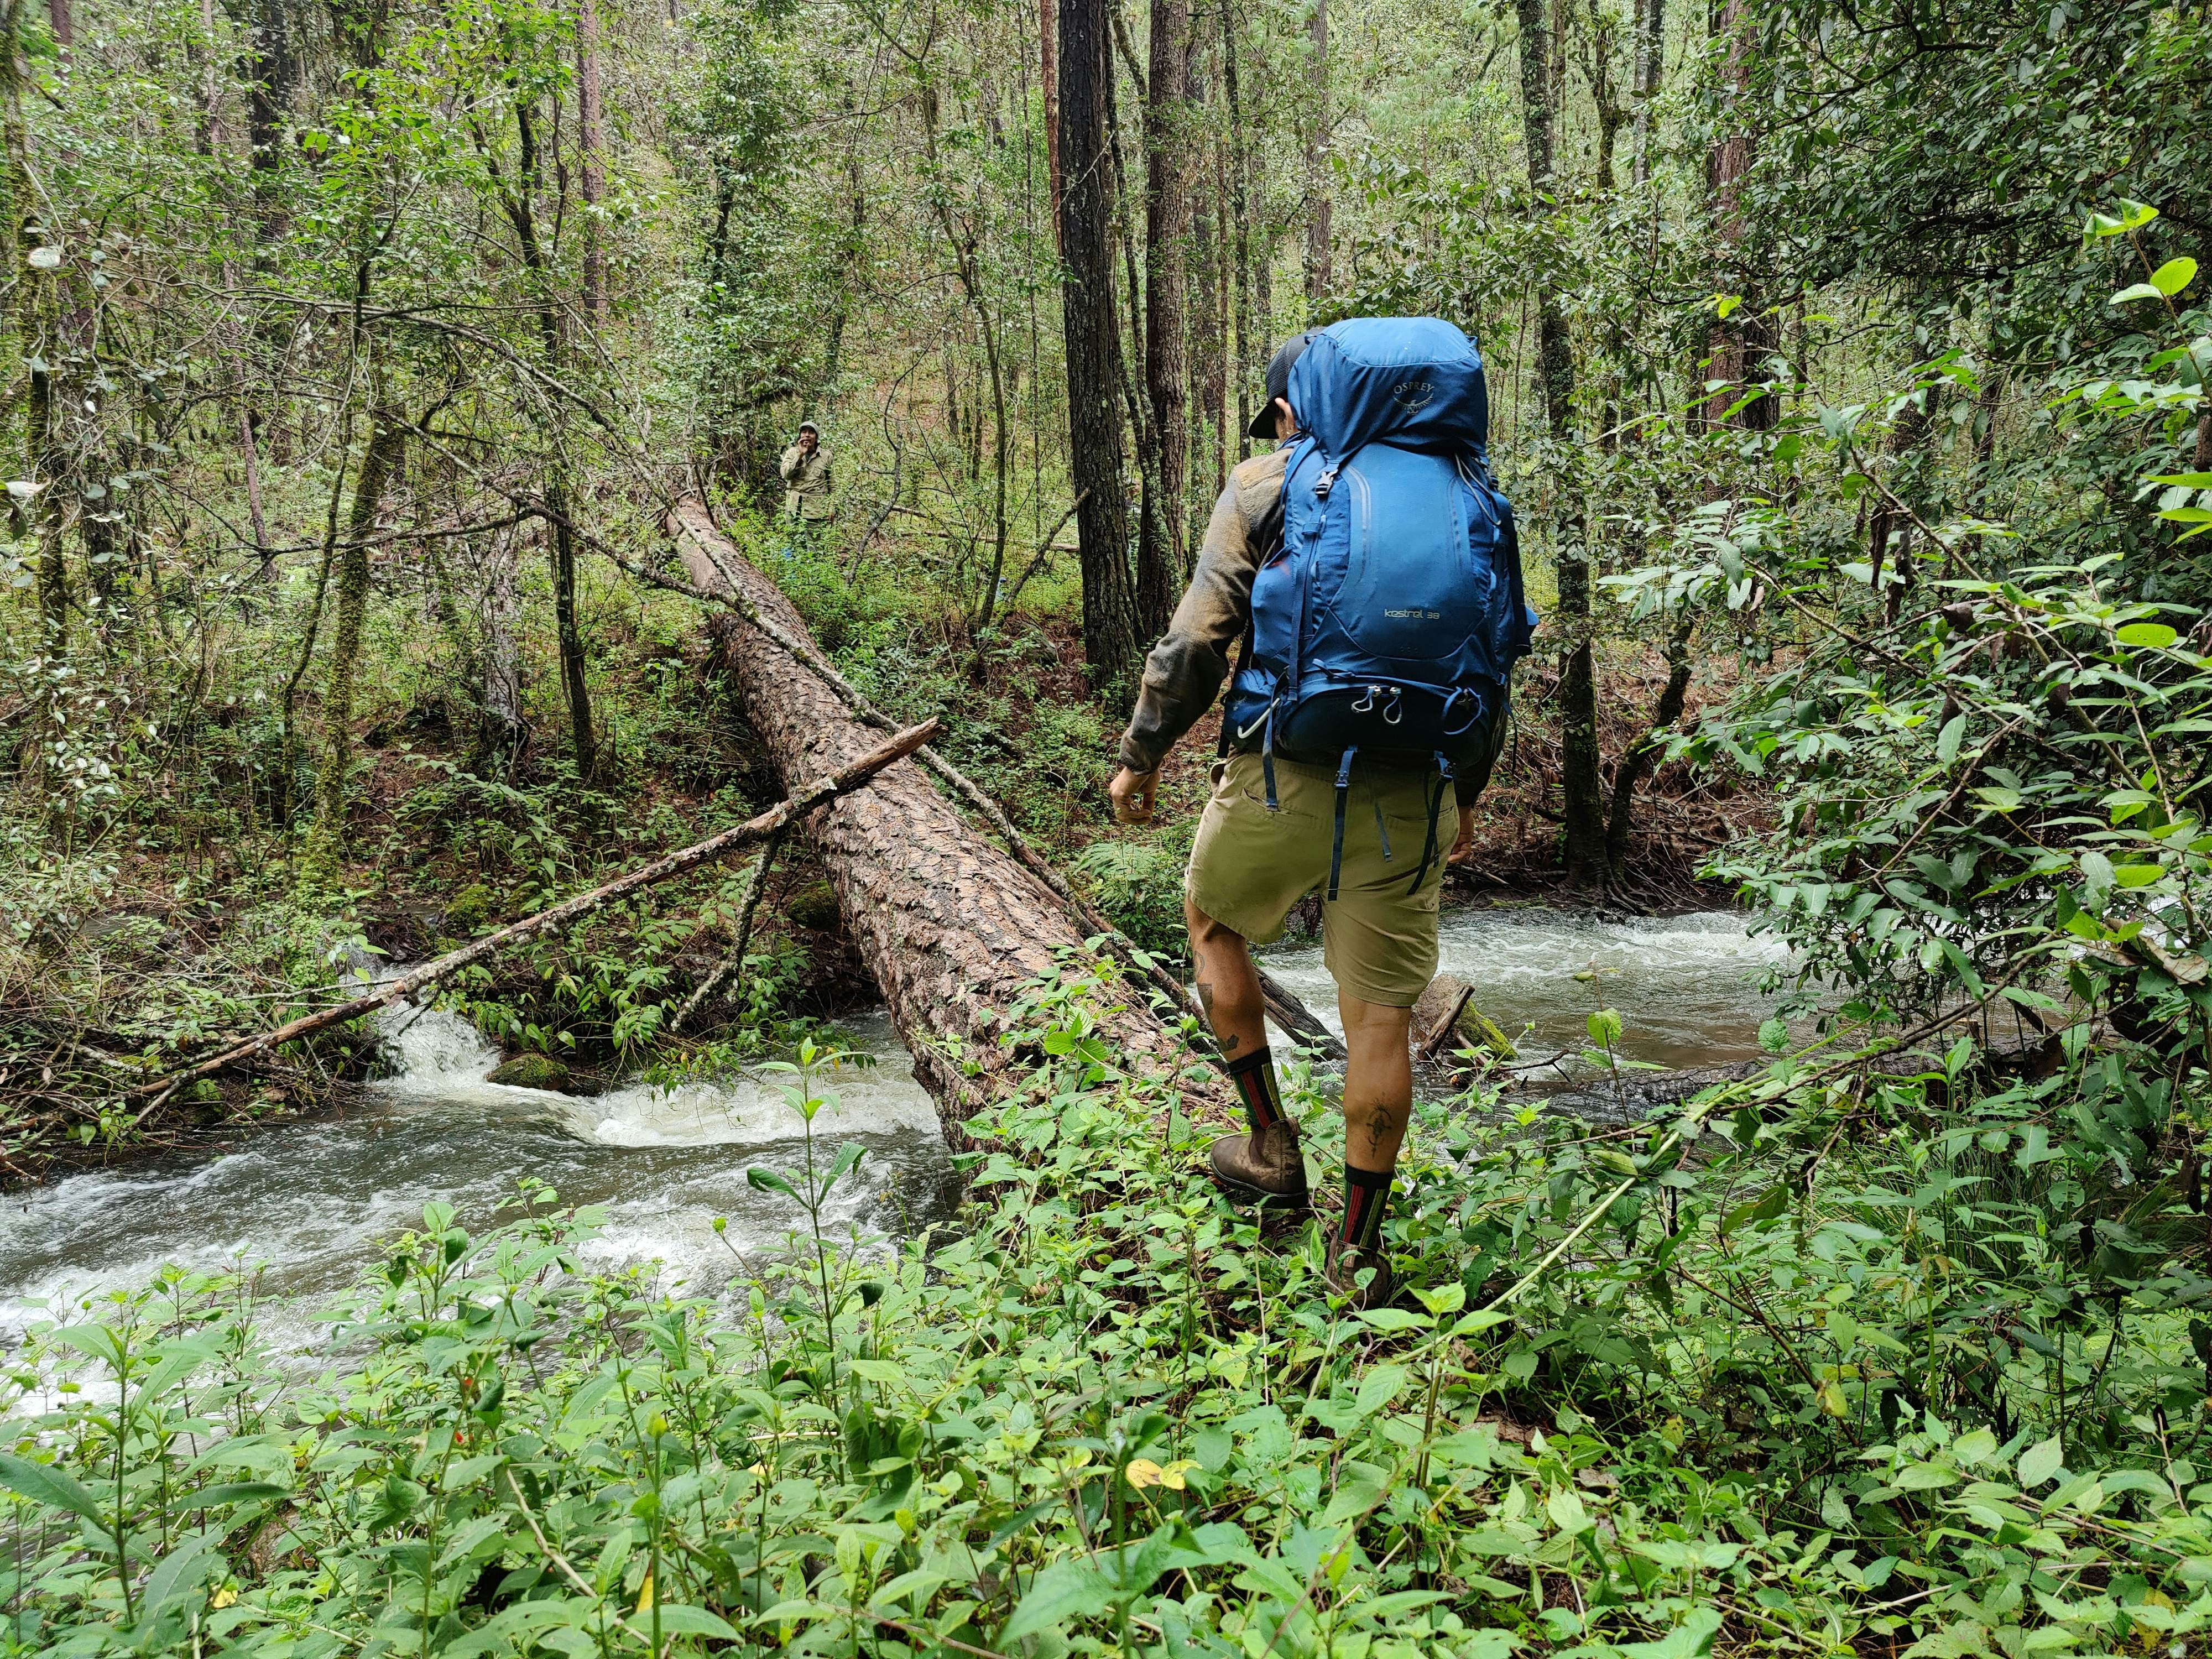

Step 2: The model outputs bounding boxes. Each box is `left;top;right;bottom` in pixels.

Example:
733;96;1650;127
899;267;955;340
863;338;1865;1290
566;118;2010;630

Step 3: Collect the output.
1630;0;1662;188
1222;0;1255;458
477;524;524;774
668;500;1225;1135
1516;0;1606;887
1058;0;1140;705
546;478;598;783
1187;62;1227;529
1039;0;1062;250
1703;0;1766;430
1136;0;1190;639
310;406;405;858
1604;612;1693;881
1302;0;1330;303
577;0;607;317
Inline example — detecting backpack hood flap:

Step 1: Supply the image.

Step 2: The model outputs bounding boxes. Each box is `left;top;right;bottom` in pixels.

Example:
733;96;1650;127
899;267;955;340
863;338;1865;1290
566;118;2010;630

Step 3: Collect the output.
1286;317;1488;456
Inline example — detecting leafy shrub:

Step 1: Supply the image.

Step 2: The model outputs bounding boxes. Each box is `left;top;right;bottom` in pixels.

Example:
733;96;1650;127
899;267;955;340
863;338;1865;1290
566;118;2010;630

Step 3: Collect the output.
1071;837;1190;957
8;963;2212;1657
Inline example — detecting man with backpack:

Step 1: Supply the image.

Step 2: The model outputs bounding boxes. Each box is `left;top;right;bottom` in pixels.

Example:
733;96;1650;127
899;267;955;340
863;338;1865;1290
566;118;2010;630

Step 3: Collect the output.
1109;319;1532;1308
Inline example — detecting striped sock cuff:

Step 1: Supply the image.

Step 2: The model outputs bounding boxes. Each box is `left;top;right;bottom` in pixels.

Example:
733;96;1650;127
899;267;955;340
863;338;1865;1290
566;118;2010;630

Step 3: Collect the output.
1224;1046;1285;1131
1341;1163;1395;1250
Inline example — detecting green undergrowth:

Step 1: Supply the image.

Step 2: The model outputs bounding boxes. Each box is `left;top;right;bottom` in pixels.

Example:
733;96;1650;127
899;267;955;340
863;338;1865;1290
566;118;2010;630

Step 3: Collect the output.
5;963;2212;1657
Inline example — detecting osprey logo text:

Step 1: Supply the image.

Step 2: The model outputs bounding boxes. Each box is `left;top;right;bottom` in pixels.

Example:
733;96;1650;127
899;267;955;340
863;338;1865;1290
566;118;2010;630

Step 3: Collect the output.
1390;377;1435;411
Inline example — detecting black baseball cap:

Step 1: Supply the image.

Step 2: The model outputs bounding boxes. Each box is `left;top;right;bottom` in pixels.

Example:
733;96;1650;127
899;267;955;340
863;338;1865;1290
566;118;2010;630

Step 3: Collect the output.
1247;330;1320;441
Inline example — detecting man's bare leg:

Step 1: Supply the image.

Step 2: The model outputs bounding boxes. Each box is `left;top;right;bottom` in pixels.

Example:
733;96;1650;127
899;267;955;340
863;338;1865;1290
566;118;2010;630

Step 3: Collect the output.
1339;992;1413;1170
1186;894;1267;1062
1189;896;1308;1208
1332;992;1413;1300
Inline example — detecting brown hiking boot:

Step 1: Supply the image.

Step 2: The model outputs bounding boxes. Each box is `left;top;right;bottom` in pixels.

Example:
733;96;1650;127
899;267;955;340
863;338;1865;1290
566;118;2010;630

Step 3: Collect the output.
1323;1236;1396;1310
1207;1122;1311;1212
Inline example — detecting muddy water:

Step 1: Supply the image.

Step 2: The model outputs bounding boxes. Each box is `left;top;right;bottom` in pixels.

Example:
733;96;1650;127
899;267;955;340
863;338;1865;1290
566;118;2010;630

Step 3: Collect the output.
0;908;1788;1346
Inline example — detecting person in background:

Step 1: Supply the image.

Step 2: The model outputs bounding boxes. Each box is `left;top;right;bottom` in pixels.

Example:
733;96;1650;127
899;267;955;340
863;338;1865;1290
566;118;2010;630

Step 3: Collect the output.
779;421;834;530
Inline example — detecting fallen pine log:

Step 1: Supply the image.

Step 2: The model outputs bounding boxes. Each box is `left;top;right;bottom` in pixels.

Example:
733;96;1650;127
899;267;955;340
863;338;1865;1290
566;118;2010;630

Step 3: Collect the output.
665;497;1234;1135
133;720;940;1112
639;501;1344;1063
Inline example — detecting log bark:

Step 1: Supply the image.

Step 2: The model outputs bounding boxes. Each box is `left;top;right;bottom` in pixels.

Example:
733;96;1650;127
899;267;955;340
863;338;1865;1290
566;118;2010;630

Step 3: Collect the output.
667;499;1231;1134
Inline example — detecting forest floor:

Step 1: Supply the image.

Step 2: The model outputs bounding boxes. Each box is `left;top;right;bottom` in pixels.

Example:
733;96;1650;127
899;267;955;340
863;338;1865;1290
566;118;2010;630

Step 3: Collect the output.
0;588;1762;1187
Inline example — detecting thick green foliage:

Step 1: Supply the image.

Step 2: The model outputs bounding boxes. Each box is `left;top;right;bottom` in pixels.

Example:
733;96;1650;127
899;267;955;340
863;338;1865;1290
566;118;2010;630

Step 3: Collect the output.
8;963;2212;1656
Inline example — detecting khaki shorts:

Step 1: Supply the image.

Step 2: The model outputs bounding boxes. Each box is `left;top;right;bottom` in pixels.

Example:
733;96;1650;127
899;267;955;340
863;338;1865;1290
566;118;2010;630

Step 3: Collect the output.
1186;751;1458;1008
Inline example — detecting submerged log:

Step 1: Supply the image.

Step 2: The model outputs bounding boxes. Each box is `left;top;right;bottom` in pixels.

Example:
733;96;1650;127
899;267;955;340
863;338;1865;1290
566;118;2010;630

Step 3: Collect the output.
666;498;1228;1136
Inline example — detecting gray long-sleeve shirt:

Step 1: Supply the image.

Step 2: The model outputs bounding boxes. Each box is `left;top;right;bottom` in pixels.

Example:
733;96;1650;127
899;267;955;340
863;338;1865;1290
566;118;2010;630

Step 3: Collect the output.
1118;445;1290;774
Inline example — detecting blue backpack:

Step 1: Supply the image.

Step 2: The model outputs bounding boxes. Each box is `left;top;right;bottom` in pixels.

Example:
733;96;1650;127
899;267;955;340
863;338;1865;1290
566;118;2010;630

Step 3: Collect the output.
1222;316;1535;899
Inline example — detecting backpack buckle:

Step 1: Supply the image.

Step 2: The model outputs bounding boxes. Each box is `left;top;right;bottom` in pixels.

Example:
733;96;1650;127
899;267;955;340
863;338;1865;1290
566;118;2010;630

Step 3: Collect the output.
1314;462;1342;500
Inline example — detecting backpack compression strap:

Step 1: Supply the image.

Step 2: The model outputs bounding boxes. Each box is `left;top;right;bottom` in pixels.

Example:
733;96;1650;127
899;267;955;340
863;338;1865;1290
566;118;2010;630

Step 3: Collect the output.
1405;753;1455;894
1327;747;1358;902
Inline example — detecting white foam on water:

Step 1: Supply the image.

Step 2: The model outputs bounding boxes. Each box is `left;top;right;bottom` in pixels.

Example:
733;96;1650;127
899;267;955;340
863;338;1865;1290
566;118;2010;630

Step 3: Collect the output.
0;998;956;1362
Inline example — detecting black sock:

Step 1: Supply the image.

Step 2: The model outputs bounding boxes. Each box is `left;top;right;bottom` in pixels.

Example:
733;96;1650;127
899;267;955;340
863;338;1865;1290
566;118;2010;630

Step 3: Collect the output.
1341;1164;1395;1250
1225;1046;1285;1133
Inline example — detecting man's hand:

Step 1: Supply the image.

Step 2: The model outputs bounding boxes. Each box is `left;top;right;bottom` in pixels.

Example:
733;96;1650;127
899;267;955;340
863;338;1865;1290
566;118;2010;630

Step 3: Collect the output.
1109;766;1162;825
1446;805;1477;866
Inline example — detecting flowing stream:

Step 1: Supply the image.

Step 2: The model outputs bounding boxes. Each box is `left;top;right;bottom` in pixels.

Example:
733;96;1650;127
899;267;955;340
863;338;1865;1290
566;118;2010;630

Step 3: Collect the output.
1261;907;1793;1082
0;906;1790;1350
0;1008;961;1353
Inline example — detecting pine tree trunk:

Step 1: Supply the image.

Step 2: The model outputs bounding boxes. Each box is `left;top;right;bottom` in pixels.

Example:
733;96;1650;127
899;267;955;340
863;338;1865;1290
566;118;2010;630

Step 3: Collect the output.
1136;0;1191;638
1222;1;1256;458
1302;0;1331;302
668;500;1227;1136
1515;0;1606;888
1058;0;1140;705
1187;61;1227;529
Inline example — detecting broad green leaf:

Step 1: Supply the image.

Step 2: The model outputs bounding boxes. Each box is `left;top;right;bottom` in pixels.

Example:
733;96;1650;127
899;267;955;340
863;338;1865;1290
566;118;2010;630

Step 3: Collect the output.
1001;1560;1112;1641
1953;1428;1999;1466
1445;1309;1512;1339
2111;282;2163;305
1719;1183;1788;1236
1353;1308;1430;1333
1615;1606;1724;1659
653;1606;740;1641
2149;472;2212;487
824;1141;867;1188
2018;1436;2065;1487
1892;1460;1959;1491
1354;1363;1409;1417
136;1538;220;1628
2115;622;2178;648
1936;713;1966;765
1546;1486;1592;1535
2152;257;2198;297
745;1166;799;1201
181;1482;288;1509
0;1452;107;1527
